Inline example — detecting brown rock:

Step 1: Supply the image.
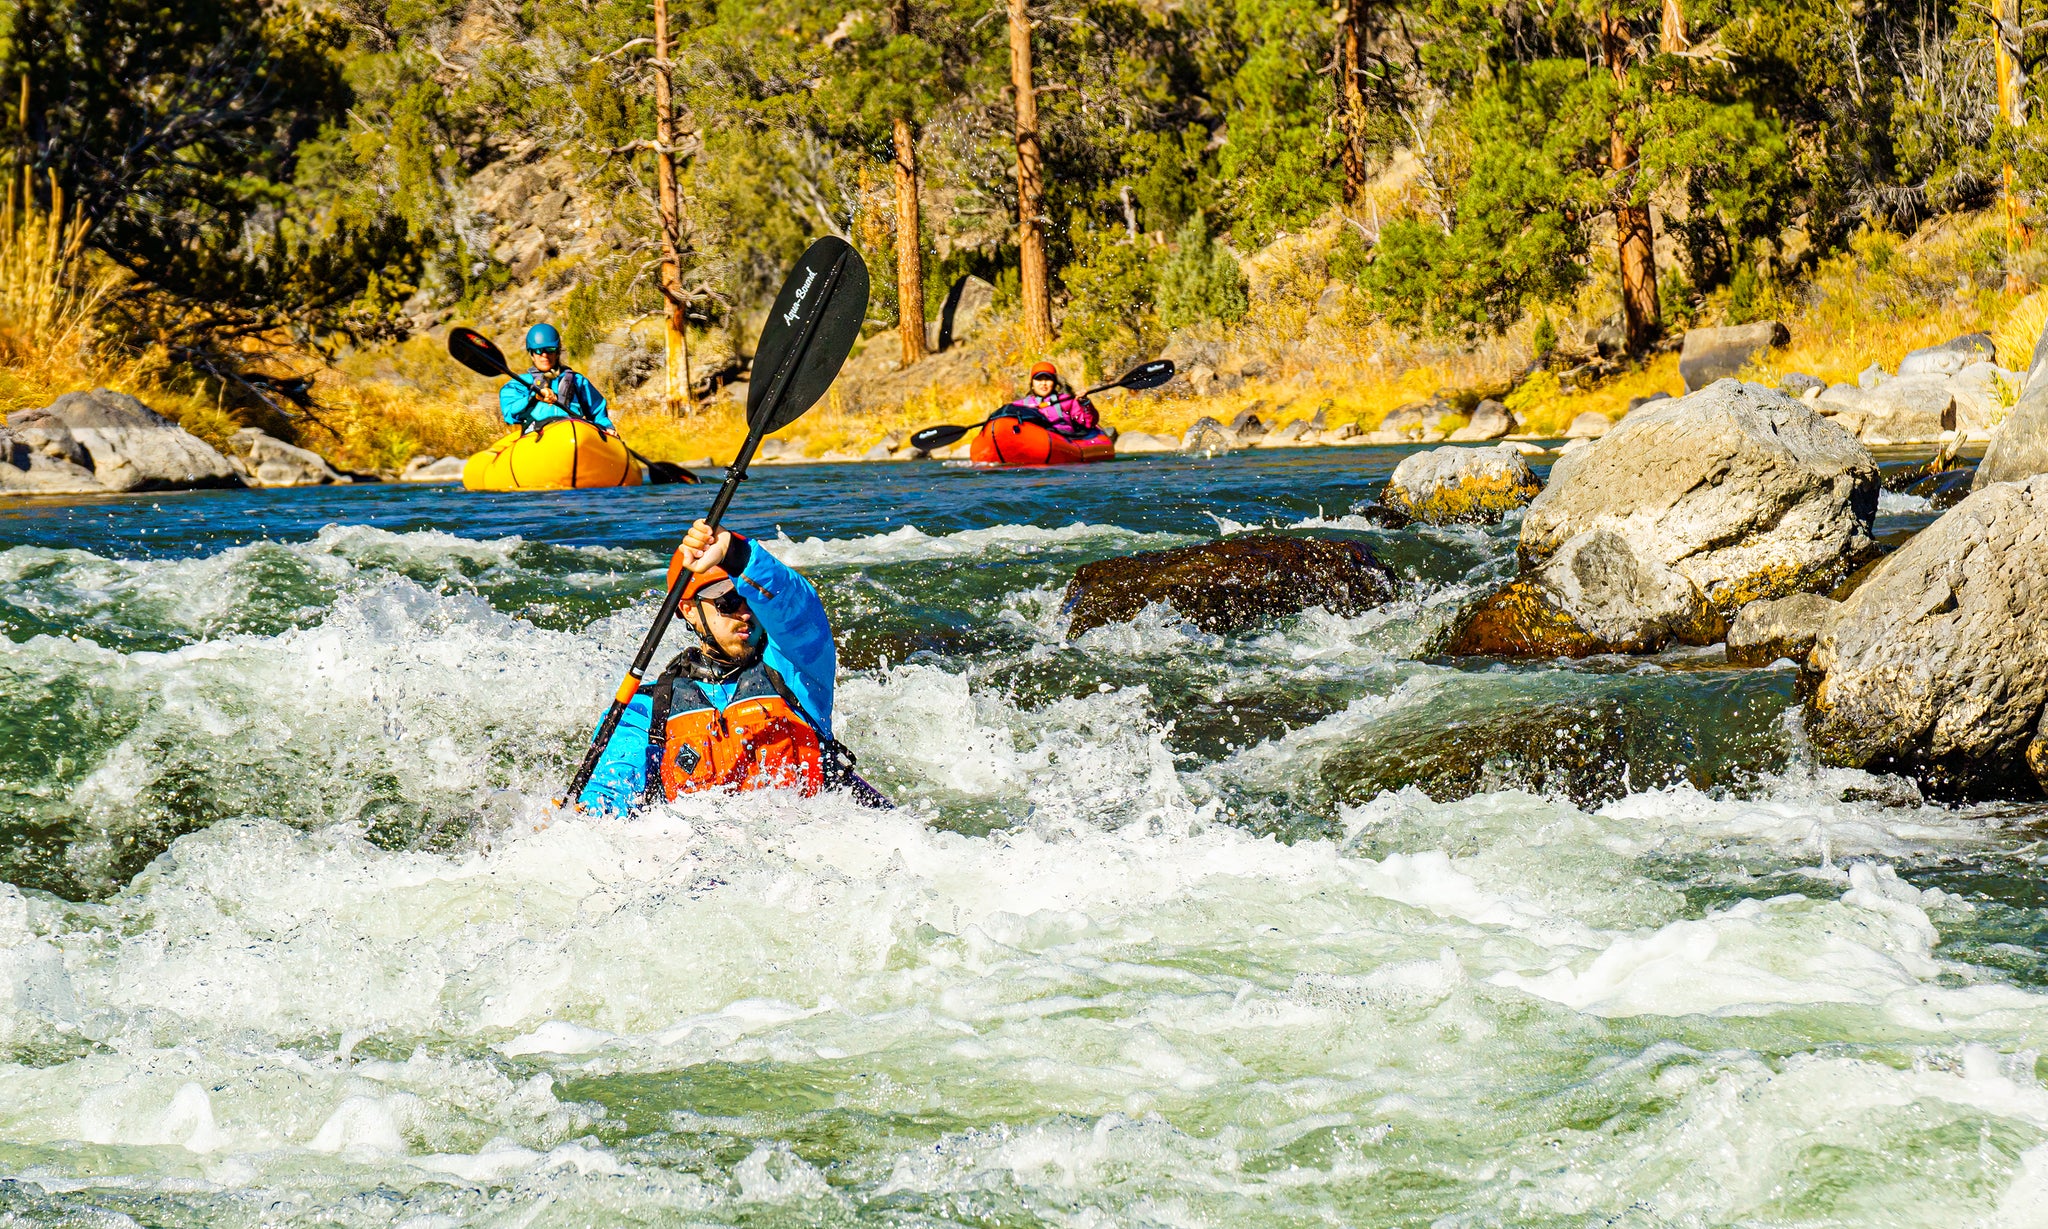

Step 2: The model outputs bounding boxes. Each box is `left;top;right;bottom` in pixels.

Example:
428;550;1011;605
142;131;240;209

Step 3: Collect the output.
1063;533;1397;635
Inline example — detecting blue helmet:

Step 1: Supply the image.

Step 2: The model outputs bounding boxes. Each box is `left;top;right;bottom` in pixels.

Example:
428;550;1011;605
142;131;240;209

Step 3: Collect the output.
524;323;562;352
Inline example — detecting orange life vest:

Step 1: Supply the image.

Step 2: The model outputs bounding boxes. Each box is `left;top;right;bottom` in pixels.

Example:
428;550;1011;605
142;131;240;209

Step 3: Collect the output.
643;656;825;800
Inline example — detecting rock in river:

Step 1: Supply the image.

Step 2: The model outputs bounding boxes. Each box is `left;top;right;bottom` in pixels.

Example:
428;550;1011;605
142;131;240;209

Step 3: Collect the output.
1063;533;1397;635
1449;380;1878;657
1725;592;1840;666
5;389;239;493
231;429;349;487
1379;443;1541;525
1806;474;2048;797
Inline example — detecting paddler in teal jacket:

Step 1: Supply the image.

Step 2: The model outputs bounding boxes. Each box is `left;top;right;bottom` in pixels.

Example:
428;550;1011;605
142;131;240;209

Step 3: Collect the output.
499;323;616;432
578;519;886;813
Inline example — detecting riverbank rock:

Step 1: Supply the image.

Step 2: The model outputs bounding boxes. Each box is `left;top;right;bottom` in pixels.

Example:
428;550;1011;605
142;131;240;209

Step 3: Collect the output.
400;455;467;482
1379;444;1541;525
1806;475;2048;797
1181;417;1240;455
5;390;239;493
1116;431;1179;454
1565;411;1612;439
1448;380;1877;657
1854;375;1955;443
231;429;349;487
1678;321;1791;391
1448;399;1513;441
1898;332;1995;377
1063;533;1398;635
0;426;103;494
1726;592;1840;666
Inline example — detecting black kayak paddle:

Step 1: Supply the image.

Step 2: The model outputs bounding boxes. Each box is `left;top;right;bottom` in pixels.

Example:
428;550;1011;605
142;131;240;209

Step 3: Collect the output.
446;326;700;485
907;358;1177;453
560;235;870;808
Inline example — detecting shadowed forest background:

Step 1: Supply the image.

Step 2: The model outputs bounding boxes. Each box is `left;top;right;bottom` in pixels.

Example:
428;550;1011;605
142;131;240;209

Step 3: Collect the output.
3;0;2048;469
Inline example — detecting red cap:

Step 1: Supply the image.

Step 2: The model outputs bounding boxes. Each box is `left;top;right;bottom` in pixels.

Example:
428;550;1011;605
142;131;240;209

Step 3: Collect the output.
1030;361;1058;378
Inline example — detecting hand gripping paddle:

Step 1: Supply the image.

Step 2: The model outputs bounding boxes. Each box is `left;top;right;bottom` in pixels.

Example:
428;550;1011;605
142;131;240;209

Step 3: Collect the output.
907;358;1177;453
560;236;871;807
446;326;700;485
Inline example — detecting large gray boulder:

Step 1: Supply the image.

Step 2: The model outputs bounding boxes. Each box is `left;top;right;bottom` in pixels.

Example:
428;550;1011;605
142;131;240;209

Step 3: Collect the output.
1898;332;1995;377
1448;380;1877;657
1380;444;1541;525
1806;475;2048;796
6;390;239;492
230;429;349;487
1854;374;1956;443
1679;322;1791;391
1975;379;2048;488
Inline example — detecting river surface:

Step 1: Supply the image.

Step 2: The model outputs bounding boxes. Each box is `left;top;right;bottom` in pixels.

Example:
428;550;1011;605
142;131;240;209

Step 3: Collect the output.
4;447;2048;1227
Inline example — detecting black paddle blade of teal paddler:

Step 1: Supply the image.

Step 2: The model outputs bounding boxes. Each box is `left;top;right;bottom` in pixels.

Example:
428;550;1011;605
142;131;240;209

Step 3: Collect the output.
560;237;870;807
448;327;521;382
907;358;1180;453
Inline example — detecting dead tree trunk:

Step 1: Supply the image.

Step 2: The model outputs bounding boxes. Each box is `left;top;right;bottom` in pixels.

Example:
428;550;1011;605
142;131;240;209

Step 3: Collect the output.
1602;7;1659;355
892;1;927;365
1338;2;1370;206
653;0;692;414
1009;0;1052;346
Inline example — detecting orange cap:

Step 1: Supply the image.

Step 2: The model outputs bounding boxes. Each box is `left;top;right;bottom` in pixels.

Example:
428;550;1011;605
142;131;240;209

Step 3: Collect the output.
667;547;731;598
1030;361;1058;378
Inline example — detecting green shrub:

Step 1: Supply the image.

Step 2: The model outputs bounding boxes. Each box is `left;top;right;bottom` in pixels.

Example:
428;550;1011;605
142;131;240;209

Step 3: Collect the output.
1157;215;1247;330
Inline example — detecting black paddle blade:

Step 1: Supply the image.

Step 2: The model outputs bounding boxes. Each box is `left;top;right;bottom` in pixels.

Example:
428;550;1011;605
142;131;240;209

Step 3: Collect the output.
1117;359;1176;391
644;461;701;485
448;327;513;379
909;423;972;452
748;237;869;434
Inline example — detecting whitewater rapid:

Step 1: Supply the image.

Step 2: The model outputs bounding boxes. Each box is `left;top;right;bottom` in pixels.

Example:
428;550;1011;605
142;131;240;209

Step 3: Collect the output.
3;470;2045;1226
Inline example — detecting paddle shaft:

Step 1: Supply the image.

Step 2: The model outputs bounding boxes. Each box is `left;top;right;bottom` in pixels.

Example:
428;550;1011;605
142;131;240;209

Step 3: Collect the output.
560;248;850;806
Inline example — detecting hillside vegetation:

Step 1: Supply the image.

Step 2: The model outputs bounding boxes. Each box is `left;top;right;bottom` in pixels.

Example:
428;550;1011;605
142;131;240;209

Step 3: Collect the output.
3;0;2048;466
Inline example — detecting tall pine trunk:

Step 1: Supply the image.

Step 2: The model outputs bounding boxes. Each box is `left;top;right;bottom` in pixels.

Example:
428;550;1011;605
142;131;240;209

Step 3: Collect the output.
1602;7;1659;355
892;0;927;365
1338;2;1369;206
1009;0;1052;346
652;0;691;414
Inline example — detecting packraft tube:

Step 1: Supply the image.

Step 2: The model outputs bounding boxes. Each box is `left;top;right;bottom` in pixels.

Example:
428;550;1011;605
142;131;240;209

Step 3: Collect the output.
969;418;1115;466
462;419;646;491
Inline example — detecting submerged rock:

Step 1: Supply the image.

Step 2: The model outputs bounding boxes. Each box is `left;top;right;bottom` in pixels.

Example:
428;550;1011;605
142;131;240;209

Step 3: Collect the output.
1726;592;1839;666
1063;532;1397;635
1448;380;1877;658
1379;444;1541;525
6;390;239;493
1806;474;2048;798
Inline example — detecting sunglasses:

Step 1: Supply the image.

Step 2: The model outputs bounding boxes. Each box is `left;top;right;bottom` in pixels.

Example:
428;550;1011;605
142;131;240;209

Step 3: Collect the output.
697;587;749;617
529;347;561;357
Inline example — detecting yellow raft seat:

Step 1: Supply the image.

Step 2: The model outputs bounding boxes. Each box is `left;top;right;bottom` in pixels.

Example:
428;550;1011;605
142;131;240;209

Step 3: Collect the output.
462;419;646;491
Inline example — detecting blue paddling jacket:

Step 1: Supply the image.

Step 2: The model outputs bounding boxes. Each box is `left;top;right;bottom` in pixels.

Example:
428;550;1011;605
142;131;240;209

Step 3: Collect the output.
500;369;616;433
577;535;839;816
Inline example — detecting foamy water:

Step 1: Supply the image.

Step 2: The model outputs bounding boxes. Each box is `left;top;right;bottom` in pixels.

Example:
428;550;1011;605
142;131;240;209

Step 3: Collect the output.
2;452;2043;1226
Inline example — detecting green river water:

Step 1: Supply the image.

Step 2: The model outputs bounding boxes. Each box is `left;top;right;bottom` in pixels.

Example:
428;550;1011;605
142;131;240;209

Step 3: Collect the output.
1;448;2045;1228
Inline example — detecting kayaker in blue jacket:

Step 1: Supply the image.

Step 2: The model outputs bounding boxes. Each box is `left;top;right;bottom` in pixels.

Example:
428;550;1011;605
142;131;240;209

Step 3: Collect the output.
499;323;616;432
577;518;886;814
